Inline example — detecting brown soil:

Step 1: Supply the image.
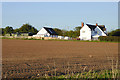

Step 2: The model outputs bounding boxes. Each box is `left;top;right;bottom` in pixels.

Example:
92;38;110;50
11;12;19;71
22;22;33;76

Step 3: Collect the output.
2;39;118;78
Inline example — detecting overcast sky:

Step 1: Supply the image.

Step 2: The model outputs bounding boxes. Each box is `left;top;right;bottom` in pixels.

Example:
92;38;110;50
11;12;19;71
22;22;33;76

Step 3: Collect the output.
2;2;118;31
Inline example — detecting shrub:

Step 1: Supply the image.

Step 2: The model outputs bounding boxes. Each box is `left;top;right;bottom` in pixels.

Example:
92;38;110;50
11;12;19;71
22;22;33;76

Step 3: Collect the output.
99;36;120;42
108;29;120;36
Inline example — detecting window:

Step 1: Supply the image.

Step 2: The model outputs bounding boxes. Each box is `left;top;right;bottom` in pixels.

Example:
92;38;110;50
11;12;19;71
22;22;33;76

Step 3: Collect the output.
82;31;85;33
94;31;97;34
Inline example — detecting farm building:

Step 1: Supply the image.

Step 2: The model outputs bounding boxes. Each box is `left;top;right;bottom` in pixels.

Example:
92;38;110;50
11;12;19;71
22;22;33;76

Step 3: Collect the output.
79;22;107;40
11;32;21;37
58;36;64;39
5;32;33;37
14;32;33;36
33;27;58;37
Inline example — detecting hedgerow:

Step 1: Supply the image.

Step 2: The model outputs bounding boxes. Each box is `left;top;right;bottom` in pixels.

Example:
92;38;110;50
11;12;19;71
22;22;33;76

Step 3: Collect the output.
99;36;120;42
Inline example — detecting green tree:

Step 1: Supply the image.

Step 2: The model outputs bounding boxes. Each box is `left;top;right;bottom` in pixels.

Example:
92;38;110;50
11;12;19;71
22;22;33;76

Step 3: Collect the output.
19;23;38;34
4;26;14;36
14;28;20;33
57;26;81;38
68;30;74;37
74;26;81;31
62;30;67;36
53;28;63;36
108;29;120;36
73;26;81;37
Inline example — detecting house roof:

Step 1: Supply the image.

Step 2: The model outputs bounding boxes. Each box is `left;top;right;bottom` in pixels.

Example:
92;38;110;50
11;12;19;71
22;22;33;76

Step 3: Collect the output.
43;27;58;35
86;24;106;31
98;25;106;31
86;24;96;31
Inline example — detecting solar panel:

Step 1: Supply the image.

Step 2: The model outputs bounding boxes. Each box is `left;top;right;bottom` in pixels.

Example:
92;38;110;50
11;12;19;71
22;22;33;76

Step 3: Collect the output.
43;27;58;35
48;29;53;33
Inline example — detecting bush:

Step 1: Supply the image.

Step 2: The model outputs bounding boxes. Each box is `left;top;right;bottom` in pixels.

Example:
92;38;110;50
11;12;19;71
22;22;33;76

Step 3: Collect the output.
108;29;120;36
99;36;120;42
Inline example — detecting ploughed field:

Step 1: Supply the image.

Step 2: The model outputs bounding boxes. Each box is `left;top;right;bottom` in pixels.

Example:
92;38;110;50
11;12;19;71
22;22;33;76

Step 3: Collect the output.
2;39;118;78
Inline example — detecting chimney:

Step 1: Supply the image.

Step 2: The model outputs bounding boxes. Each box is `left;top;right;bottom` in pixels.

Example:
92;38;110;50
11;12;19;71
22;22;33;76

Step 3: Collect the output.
81;22;84;27
96;23;98;26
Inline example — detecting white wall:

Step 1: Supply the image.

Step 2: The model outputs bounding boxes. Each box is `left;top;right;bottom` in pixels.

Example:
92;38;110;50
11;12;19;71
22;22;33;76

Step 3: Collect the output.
79;25;91;40
36;28;50;37
37;28;48;35
58;36;64;39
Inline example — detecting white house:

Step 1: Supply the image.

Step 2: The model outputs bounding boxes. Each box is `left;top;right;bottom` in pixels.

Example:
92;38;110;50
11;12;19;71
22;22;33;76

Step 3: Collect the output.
64;36;71;40
58;36;64;39
79;22;107;40
33;27;58;37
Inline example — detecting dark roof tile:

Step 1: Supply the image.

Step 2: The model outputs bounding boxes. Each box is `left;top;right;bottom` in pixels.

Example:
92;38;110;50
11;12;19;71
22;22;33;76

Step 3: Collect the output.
86;24;106;31
86;24;96;30
43;27;58;35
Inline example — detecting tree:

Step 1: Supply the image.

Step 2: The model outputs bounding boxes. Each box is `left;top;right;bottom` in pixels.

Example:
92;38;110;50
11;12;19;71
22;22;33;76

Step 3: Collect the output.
19;23;38;34
14;28;20;33
53;28;63;36
73;26;81;38
108;29;120;36
4;26;14;35
74;26;81;31
53;27;81;38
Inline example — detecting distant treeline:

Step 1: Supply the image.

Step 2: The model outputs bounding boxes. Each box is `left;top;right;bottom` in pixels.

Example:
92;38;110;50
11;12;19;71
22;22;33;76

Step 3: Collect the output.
53;27;81;38
99;36;120;42
107;29;120;36
0;24;38;36
0;23;120;38
99;29;120;42
0;23;81;38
